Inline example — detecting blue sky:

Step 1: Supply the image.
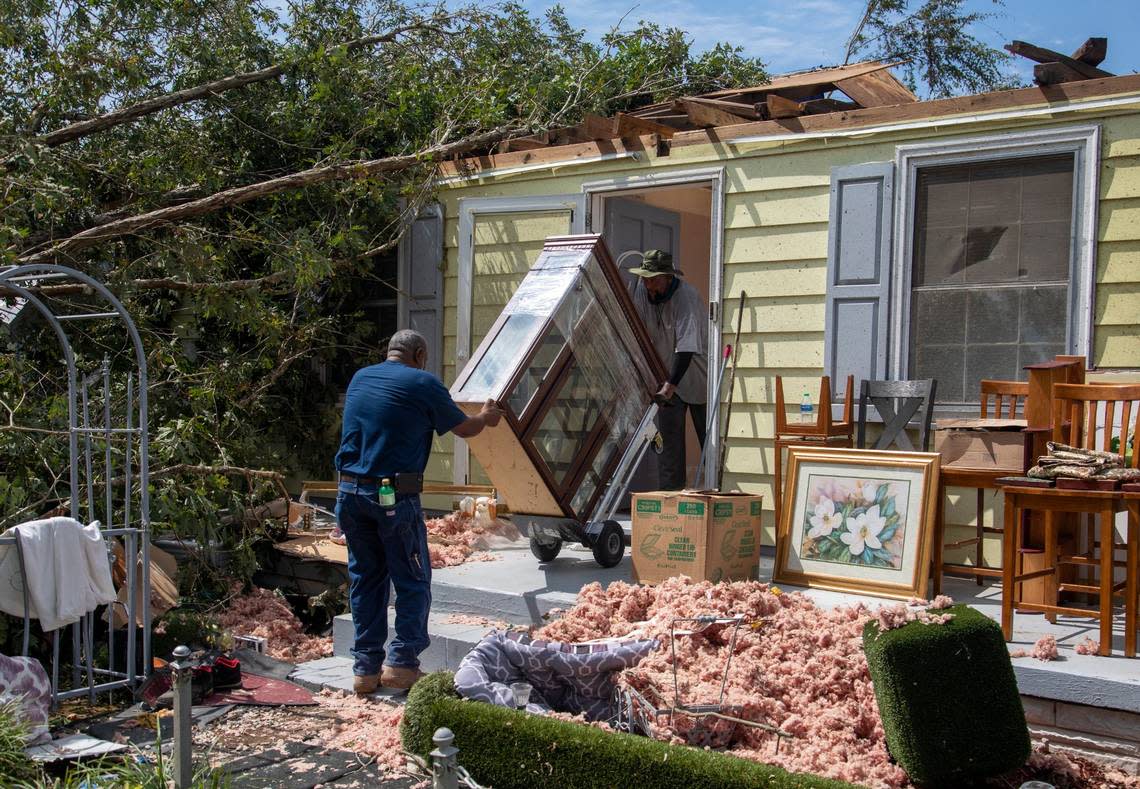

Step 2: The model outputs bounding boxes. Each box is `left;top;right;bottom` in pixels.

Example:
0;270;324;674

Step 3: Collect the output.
521;1;1138;89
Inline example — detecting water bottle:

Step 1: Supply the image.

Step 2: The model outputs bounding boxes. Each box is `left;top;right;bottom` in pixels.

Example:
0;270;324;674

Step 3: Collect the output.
379;478;396;507
800;390;814;425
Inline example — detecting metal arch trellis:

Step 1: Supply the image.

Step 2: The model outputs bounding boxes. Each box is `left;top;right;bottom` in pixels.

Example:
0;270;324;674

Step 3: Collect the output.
0;263;151;705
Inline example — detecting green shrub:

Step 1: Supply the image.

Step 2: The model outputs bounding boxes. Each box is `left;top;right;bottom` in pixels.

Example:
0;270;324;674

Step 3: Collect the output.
401;672;855;789
0;700;43;787
862;604;1030;787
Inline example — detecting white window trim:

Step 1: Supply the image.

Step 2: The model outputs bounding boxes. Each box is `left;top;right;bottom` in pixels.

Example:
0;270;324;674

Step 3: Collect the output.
580;167;727;485
453;194;586;485
890;124;1101;385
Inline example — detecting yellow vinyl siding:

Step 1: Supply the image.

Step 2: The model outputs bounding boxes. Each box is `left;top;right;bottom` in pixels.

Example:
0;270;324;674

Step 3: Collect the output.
425;104;1140;551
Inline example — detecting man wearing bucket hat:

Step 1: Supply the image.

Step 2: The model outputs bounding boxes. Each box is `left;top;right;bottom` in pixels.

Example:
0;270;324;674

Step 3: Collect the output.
627;249;708;490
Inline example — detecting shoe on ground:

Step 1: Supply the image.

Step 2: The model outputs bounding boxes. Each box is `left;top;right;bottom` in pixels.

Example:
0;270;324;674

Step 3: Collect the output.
211;653;242;690
353;672;380;694
381;665;425;690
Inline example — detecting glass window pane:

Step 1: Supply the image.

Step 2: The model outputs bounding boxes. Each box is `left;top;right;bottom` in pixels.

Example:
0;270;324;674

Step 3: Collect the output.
532;355;606;485
910;153;1075;405
458;313;542;399
506;325;566;418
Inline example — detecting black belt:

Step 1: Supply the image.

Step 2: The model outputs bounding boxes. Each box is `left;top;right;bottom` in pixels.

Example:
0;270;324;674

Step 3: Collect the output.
339;473;383;485
340;472;423;494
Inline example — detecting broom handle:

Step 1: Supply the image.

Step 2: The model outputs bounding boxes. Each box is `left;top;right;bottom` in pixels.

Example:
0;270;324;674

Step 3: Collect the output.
716;291;746;491
694;344;731;490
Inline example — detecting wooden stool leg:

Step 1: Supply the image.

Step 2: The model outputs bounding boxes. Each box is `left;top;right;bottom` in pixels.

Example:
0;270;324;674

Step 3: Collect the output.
932;480;946;597
1099;509;1115;658
1044;511;1058;624
976;488;985;585
773;439;784;535
1001;493;1017;641
1126;506;1138;659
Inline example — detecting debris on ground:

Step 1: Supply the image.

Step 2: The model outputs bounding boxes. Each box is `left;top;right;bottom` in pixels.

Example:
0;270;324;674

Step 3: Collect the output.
1074;637;1100;655
1010;635;1060;662
215;587;333;663
442;613;511;630
425;511;519;569
535;577;907;788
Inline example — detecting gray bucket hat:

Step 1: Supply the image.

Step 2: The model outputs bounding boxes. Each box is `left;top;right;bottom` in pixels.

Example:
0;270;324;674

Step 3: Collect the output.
627;249;683;278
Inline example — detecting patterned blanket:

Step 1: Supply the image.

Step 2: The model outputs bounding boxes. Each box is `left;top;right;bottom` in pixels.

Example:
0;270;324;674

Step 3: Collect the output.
454;630;657;720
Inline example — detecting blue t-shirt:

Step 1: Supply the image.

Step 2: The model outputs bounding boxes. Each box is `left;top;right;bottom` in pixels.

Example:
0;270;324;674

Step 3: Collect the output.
335;360;467;477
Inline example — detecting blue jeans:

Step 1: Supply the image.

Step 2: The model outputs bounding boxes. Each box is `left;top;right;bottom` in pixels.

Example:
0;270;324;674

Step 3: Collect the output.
335;481;431;676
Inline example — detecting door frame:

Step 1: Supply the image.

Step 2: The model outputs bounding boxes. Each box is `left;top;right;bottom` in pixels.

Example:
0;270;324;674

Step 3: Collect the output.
454;194;586;485
580;166;727;487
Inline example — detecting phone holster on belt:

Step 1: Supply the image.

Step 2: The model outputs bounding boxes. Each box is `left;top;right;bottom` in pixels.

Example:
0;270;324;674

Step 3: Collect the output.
393;473;424;495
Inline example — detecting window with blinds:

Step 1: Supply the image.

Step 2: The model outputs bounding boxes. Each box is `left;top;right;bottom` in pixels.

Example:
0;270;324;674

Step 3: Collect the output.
909;153;1075;405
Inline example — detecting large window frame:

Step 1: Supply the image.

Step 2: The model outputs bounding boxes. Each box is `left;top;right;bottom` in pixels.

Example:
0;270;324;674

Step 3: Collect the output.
890;126;1101;400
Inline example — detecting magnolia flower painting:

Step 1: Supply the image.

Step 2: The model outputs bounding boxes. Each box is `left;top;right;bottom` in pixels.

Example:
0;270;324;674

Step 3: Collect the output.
800;476;909;569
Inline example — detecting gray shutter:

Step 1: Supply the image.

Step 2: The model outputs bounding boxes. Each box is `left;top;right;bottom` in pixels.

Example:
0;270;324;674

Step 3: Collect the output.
823;162;894;400
398;203;444;377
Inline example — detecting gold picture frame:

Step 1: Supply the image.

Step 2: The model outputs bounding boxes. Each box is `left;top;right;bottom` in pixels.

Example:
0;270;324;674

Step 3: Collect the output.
774;446;941;600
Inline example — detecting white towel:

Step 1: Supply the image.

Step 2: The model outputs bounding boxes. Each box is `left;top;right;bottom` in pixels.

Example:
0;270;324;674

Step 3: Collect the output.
0;517;118;632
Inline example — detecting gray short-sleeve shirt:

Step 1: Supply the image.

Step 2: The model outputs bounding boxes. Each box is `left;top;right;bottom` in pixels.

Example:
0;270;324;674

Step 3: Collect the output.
630;277;708;405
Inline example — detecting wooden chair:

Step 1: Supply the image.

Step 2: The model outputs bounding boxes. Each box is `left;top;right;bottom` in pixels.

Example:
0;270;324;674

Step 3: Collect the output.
980;379;1029;419
773;375;854;529
856;379;937;452
932;380;1029;595
1000;382;1140;657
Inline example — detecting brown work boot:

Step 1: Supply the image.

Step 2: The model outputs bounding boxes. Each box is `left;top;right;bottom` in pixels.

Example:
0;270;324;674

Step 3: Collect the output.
353;672;380;695
381;665;425;690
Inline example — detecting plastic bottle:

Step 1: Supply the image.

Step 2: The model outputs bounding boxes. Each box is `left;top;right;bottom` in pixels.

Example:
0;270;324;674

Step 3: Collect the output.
379;478;396;507
800;390;814;425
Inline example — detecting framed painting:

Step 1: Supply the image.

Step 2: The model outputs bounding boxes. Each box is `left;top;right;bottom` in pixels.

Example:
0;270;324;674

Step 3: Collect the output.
774;446;940;599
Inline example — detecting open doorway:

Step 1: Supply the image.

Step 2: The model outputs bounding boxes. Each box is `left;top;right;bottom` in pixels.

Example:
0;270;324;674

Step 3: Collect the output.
590;181;716;496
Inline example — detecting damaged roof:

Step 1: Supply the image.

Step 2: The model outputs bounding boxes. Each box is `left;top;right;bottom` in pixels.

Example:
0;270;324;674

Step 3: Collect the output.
446;36;1137;175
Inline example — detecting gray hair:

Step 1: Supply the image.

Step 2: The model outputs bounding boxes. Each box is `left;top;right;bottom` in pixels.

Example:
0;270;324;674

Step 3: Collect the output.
387;329;428;358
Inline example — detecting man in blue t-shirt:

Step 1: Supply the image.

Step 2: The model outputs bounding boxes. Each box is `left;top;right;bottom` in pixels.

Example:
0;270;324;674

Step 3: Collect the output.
334;329;502;693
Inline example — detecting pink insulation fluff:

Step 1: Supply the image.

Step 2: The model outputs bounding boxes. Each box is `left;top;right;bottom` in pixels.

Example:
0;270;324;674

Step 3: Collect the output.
425;511;517;569
216;587;333;663
315;689;408;773
1074;637;1100;655
535;577;910;788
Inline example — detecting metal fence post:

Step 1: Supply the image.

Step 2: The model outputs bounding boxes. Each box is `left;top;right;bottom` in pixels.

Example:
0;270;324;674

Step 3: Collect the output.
431;727;459;789
171;645;193;788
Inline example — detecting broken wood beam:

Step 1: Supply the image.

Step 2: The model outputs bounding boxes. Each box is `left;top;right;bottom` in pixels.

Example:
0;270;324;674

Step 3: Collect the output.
835;68;918;106
1034;61;1089;86
579;113;617;140
765;93;804;118
1071;37;1107;67
675;96;761;122
799;97;859;114
672;99;753;128
615;112;677;139
1005;40;1112;80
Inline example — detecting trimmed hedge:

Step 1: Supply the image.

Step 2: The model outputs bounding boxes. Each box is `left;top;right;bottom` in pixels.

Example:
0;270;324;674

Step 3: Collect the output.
402;672;856;789
862;604;1030;787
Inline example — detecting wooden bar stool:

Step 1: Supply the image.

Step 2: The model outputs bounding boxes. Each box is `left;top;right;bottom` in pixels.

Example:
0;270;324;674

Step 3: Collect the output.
1000;382;1140;657
1123;487;1140;657
931;380;1029;596
773;375;853;529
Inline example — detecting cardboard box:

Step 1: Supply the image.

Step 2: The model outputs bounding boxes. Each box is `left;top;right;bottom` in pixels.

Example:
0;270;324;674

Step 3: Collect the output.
934;418;1027;471
631;491;763;585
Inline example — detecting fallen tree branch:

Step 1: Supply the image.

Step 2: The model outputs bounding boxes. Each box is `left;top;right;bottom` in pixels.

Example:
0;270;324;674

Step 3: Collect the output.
1;269;292;298
150;463;290;501
37;23;438;147
17;124;520;265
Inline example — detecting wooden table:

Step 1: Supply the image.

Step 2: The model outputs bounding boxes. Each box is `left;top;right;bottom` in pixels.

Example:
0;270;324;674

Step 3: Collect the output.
1001;484;1130;658
930;465;1022;596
